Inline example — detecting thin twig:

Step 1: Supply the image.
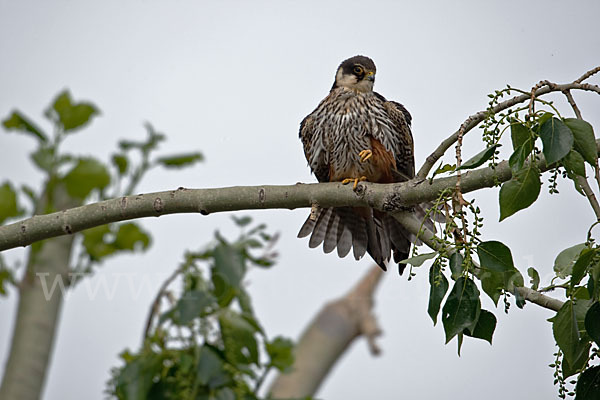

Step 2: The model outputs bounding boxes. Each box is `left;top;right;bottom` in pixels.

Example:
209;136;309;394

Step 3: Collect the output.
143;264;184;339
392;210;564;312
254;366;272;393
595;160;600;195
563;90;583;119
453;121;468;245
562;89;600;220
576;177;600;221
528;80;551;116
575;66;600;83
416;77;600;181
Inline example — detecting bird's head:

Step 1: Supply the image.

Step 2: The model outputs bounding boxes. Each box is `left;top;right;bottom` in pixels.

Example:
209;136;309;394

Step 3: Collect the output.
332;55;376;93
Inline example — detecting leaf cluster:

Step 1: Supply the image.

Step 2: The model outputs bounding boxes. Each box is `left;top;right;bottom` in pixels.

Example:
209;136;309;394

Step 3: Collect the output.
1;90;205;288
415;86;600;398
107;217;292;400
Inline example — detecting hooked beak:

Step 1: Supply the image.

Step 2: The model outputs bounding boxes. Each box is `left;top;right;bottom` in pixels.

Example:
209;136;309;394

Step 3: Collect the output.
366;71;375;82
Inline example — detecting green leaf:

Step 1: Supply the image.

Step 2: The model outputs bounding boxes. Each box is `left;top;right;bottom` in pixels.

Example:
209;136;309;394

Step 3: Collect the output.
514;287;526;309
537;112;554;127
563;343;591;379
585;301;600;346
510;122;532;149
508;138;534;172
155;152;204;168
2;111;47;142
575;365;600;400
20;185;37;208
114;223;151;251
0;182;21;224
563;150;586;177
232;215;252;228
464;309;496;344
219;311;259;365
449;252;464;280
212;243;245;289
401;251;438;267
266;336;295;372
435;163;456;174
457;144;500;170
554;244;587;279
178;353;194;375
63;158;110;199
0;267;15;296
457;333;464;356
30;146;55;172
477;241;523;302
196;346;229;389
213;388;236;400
539;117;574;165
82;223;151;262
527;267;540;290
82;225;115;260
115;355;162;400
442;277;481;343
499;163;541;221
172;290;215;325
571;249;596;291
477;241;515;273
575;286;592;300
551;300;591;367
429;162;456;183
112;154;129;175
591;262;600;297
479;269;504;305
46;90;99;132
428;262;449;325
565;118;597;166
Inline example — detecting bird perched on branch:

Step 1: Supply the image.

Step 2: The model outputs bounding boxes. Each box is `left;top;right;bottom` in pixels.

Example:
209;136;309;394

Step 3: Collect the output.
298;55;425;274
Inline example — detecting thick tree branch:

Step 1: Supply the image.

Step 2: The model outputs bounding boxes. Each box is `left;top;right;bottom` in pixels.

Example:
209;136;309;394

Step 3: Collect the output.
514;287;564;312
268;265;384;398
0;145;577;252
3;72;600;252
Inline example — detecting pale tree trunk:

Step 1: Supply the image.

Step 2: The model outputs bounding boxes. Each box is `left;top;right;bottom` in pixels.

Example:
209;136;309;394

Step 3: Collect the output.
269;265;384;398
0;184;79;400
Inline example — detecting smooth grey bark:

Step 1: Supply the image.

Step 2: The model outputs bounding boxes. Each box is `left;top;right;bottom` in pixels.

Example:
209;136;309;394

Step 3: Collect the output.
269;266;384;398
0;148;564;252
0;184;80;400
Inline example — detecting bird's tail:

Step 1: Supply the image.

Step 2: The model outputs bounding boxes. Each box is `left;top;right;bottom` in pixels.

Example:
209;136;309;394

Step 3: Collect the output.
298;206;369;263
298;205;439;274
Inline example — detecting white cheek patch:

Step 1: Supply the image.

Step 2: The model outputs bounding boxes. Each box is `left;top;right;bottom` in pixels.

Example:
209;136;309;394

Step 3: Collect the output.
335;68;358;87
335;68;374;93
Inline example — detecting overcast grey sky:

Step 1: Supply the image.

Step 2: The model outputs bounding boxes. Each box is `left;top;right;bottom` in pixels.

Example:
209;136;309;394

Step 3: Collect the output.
1;0;600;399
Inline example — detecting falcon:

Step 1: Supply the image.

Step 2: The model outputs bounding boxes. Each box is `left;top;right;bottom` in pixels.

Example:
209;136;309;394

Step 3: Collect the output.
298;55;419;274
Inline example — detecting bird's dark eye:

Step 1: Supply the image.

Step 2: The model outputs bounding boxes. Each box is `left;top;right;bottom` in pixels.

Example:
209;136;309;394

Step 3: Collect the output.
353;66;363;75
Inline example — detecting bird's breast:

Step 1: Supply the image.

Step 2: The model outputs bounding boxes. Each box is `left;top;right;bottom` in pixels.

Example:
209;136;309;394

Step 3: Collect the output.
312;94;397;182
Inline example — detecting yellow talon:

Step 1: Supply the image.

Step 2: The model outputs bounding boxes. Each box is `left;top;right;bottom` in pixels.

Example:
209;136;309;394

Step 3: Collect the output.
342;176;368;190
359;149;372;163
